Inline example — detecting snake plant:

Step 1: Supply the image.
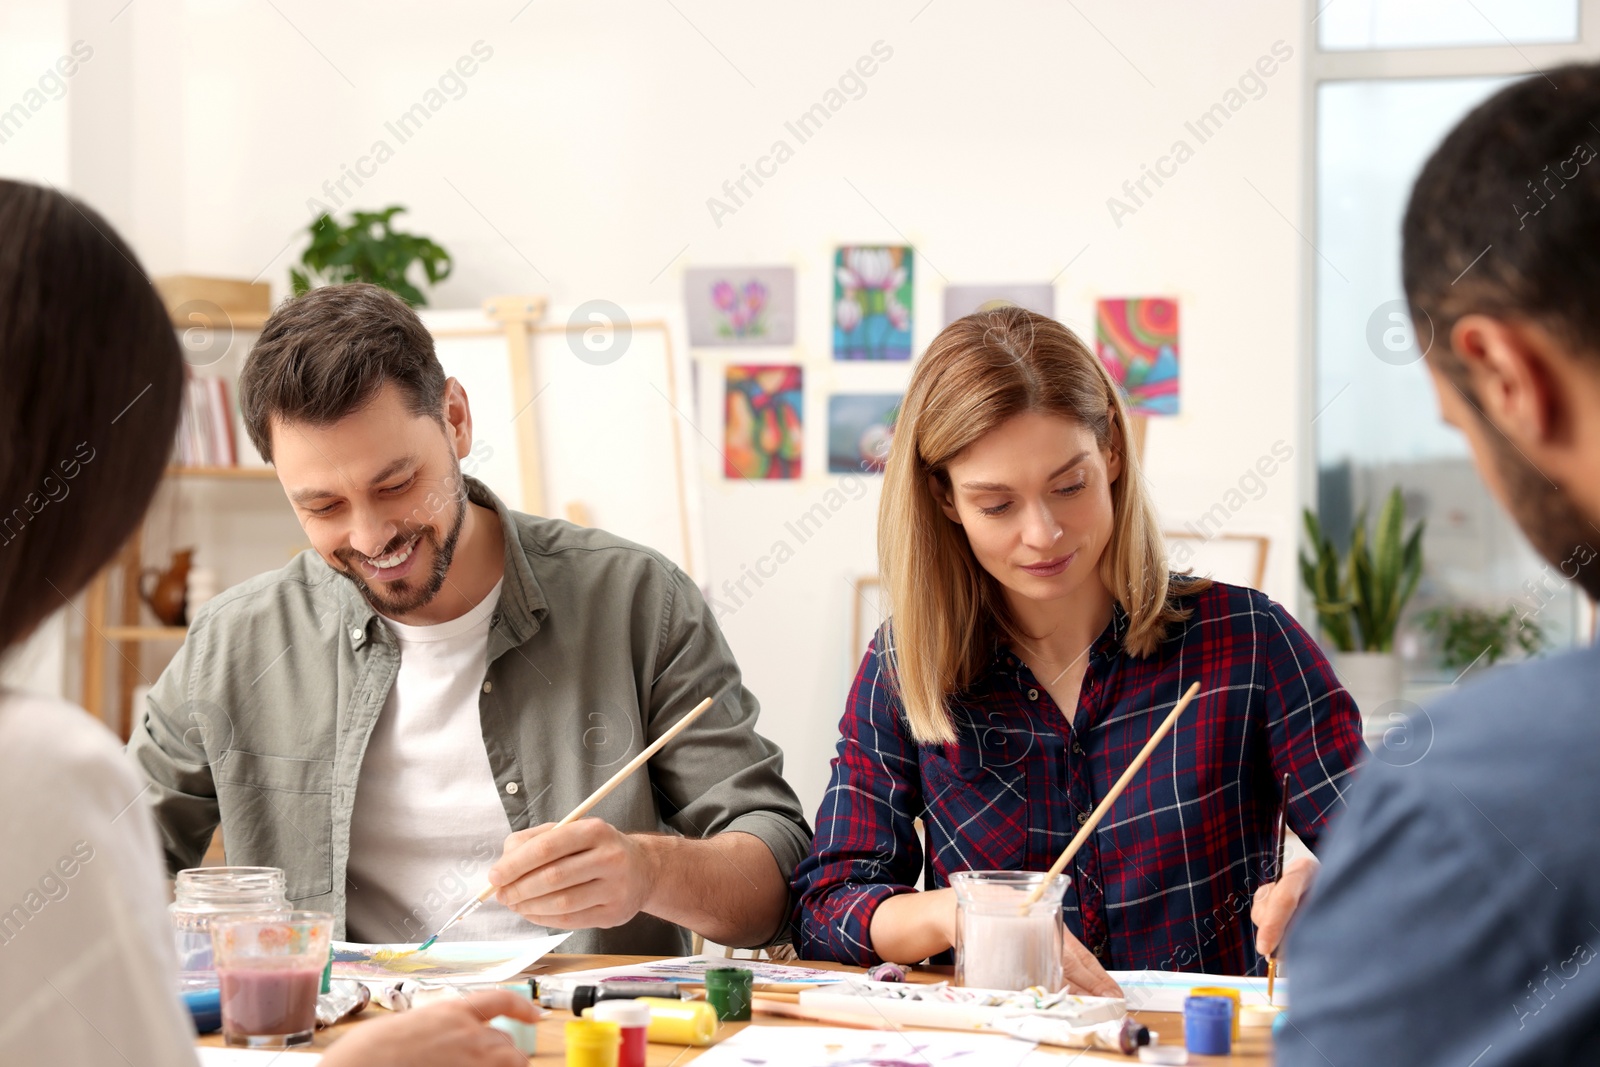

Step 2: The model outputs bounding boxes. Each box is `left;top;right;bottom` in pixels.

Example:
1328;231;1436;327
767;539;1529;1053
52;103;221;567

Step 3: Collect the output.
1300;487;1424;653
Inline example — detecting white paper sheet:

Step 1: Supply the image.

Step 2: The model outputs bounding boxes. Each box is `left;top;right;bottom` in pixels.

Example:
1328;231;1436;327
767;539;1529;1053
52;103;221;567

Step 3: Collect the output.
689;1025;1039;1066
330;931;570;984
1110;969;1284;1013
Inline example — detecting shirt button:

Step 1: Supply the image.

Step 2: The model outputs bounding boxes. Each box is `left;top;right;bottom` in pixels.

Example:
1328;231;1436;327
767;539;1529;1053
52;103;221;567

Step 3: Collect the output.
1027;688;1039;701
1076;811;1089;827
505;782;519;795
482;681;493;694
349;627;362;641
1072;741;1085;756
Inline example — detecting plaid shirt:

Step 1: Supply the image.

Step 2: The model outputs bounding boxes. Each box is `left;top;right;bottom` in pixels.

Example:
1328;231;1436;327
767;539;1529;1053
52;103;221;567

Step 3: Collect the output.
791;579;1364;975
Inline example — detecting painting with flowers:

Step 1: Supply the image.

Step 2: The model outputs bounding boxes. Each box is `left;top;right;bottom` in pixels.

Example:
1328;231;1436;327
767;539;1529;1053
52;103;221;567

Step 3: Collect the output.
725;364;803;479
1095;297;1179;416
685;266;795;346
827;393;900;474
833;246;913;360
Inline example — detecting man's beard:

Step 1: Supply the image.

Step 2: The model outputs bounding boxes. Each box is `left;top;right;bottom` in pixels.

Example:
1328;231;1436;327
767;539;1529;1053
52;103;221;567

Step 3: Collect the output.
1482;418;1600;602
333;477;467;618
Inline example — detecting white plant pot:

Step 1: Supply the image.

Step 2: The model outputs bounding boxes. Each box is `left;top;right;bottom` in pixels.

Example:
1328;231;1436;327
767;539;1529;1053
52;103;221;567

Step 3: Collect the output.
1331;650;1404;747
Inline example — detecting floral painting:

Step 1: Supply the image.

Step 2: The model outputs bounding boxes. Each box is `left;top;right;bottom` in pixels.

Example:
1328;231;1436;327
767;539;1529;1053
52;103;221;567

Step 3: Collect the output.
834;246;913;360
725;364;802;479
827;393;900;474
686;266;795;346
1096;297;1179;416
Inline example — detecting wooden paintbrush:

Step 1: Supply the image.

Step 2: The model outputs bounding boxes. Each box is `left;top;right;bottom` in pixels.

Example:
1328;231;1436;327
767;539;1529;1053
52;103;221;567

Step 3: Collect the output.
416;694;717;950
1267;770;1289;1004
1022;681;1201;908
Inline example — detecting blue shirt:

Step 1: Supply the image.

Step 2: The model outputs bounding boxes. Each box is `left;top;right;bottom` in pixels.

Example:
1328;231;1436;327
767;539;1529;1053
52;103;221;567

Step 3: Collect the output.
1279;643;1600;1066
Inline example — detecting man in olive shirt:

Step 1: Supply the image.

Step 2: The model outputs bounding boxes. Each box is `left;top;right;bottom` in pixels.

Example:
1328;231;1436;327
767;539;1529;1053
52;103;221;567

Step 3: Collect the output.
128;283;811;954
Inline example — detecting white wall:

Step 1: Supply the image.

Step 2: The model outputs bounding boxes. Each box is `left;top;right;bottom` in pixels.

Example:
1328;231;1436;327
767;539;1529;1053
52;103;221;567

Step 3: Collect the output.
47;0;1309;819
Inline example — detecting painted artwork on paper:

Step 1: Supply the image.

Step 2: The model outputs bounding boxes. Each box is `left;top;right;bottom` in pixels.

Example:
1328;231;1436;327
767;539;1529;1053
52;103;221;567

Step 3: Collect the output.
834;246;913;361
685;266;795;345
1095;297;1179;416
545;955;851;988
827;394;900;474
941;283;1055;327
330;933;569;984
725;364;802;479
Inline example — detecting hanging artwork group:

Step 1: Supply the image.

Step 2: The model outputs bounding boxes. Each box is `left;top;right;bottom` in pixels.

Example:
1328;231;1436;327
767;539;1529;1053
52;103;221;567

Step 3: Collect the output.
689;247;1182;482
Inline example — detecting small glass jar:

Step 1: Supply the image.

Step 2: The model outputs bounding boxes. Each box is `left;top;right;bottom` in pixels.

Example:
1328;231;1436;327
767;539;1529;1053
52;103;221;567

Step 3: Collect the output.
951;869;1069;992
169;866;289;992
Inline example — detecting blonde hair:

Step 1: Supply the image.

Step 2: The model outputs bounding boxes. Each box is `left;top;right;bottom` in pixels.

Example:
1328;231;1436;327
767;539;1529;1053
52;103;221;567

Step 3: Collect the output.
877;306;1204;744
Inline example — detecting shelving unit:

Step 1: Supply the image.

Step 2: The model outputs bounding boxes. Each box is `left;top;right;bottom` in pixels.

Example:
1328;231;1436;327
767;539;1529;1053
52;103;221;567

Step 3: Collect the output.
80;277;281;739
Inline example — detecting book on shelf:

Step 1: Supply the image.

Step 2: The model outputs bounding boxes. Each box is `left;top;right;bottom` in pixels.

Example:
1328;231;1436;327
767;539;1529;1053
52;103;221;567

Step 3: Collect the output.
173;375;238;468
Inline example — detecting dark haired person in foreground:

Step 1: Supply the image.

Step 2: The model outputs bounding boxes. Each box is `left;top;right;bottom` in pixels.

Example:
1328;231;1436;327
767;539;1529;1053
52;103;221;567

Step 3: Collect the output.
0;180;535;1065
128;283;809;954
1279;64;1600;1065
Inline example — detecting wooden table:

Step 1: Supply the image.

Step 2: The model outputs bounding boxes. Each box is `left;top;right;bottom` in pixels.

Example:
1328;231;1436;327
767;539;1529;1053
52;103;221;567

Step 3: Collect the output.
196;954;1272;1064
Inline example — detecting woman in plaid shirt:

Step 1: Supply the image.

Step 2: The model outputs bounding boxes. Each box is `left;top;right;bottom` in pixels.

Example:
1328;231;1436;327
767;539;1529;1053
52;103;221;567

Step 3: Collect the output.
791;307;1364;992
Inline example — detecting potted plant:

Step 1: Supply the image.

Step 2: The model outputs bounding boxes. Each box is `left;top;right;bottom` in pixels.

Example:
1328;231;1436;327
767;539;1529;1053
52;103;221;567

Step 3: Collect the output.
289;206;451;307
1417;604;1549;678
1300;487;1424;742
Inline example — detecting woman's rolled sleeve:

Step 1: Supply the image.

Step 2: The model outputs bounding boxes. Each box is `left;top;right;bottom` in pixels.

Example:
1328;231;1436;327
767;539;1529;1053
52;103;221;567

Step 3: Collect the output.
791;633;926;964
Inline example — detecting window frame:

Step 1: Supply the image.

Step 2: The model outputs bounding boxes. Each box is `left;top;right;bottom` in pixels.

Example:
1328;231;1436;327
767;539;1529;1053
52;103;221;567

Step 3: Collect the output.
1298;0;1600;639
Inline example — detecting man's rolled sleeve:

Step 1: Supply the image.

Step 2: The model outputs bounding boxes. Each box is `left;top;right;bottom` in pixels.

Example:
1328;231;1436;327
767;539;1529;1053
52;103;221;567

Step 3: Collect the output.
125;611;222;873
640;565;812;878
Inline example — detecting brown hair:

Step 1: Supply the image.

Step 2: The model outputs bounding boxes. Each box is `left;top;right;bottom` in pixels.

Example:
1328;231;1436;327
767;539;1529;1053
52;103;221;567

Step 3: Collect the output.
0;180;184;653
240;282;445;462
878;306;1204;744
1404;63;1600;391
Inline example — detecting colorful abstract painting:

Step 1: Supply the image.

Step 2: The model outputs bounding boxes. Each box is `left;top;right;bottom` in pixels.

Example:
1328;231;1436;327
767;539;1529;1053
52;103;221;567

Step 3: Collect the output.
942;283;1055;327
1096;297;1179;416
834;246;913;361
827;393;900;474
685;266;795;346
725;364;802;479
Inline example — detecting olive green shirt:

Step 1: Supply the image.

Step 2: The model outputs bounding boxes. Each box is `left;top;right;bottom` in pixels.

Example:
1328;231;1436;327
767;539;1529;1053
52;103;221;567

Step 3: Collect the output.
127;477;811;954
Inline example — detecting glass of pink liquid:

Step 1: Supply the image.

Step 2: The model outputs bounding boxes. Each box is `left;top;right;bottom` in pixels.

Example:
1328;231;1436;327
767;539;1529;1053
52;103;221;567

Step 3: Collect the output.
211;910;333;1049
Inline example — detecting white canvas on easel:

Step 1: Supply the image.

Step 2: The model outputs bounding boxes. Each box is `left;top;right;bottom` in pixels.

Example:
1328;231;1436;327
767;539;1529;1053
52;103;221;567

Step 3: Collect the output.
422;299;704;580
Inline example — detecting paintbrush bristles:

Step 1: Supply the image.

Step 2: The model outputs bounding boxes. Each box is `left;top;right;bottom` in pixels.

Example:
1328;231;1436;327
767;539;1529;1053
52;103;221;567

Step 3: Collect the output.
1021;681;1202;909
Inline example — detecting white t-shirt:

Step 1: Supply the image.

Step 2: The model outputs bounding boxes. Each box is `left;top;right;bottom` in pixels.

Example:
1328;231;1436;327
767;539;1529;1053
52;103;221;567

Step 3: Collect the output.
0;688;199;1067
345;579;536;944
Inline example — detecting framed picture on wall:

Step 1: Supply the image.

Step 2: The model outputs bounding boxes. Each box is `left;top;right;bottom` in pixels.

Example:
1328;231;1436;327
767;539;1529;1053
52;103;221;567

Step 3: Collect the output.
725;364;803;479
827;393;901;474
834;246;913;360
942;282;1055;327
685;266;796;346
